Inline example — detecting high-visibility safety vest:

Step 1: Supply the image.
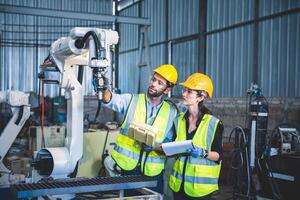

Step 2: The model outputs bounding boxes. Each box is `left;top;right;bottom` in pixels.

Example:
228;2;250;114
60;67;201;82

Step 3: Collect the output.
112;94;177;176
169;113;221;197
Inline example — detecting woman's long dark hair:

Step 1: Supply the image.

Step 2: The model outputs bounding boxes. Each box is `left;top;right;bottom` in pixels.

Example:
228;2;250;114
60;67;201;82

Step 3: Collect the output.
197;101;204;120
196;90;212;120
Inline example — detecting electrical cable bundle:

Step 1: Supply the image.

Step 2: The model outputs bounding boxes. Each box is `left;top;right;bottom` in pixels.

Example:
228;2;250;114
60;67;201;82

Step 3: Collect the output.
228;126;253;199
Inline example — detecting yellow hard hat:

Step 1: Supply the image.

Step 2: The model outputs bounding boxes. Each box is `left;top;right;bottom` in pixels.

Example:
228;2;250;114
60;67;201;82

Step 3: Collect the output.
180;73;214;98
153;64;178;84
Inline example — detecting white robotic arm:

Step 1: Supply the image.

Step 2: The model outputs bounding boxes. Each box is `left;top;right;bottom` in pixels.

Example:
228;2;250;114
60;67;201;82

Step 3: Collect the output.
32;28;118;178
0;91;30;186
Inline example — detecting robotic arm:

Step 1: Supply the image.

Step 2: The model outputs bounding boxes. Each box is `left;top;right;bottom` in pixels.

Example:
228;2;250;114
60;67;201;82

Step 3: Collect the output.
0;91;30;186
33;28;119;178
43;27;118;99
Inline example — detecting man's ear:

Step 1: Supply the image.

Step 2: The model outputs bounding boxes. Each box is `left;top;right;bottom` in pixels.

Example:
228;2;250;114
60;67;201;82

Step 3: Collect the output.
163;87;172;94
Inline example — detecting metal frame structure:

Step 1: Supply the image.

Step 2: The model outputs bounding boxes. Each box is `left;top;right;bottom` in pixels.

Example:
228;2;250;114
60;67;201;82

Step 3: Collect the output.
0;4;150;25
0;2;151;93
0;3;150;47
118;1;300;86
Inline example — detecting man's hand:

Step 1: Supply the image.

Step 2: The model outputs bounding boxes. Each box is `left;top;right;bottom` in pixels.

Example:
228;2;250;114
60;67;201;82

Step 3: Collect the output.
142;143;153;152
187;146;206;158
155;144;164;154
102;89;112;103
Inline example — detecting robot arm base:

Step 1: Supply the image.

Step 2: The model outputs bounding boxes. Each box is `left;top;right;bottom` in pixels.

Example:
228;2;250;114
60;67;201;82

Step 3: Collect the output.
32;148;73;177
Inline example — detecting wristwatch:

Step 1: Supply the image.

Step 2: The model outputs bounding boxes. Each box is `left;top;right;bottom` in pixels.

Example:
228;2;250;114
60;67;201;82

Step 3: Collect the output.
203;150;209;158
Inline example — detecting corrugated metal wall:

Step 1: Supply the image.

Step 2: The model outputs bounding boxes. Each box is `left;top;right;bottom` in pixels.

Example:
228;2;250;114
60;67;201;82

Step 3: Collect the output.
259;0;300;96
206;0;255;97
2;1;299;97
207;0;300;97
207;0;254;31
119;0;300;97
118;0;200;95
0;0;112;97
118;3;139;93
207;25;254;97
172;39;199;96
141;0;165;43
168;0;199;96
168;0;199;39
259;0;300;17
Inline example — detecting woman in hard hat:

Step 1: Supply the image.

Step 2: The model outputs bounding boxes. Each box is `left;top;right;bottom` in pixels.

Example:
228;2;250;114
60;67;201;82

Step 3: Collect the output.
168;73;224;200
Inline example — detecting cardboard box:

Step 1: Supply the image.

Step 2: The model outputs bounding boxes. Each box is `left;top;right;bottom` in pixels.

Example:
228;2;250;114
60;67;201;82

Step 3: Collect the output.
10;157;32;176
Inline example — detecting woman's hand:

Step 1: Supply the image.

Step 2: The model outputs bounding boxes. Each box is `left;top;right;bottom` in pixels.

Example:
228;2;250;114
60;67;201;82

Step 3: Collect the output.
187;146;208;158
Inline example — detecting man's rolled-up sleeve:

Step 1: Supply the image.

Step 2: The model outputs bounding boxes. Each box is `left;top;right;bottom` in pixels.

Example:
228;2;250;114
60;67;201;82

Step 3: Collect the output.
102;93;132;115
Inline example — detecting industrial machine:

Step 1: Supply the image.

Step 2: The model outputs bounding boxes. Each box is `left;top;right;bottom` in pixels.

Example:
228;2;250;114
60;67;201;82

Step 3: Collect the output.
270;127;299;155
230;83;269;199
230;84;300;200
0;91;31;186
258;124;300;200
32;27;119;179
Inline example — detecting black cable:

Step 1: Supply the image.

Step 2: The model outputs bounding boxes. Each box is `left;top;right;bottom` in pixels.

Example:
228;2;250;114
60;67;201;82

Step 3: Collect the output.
15;106;24;125
98;127;110;176
229;126;251;198
101;128;110;161
94;100;102;122
142;151;151;174
74;31;101;59
77;65;84;84
258;156;283;200
74;30;104;121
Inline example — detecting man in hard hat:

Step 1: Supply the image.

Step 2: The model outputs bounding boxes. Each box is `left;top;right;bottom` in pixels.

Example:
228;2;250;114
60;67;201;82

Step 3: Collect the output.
101;64;178;193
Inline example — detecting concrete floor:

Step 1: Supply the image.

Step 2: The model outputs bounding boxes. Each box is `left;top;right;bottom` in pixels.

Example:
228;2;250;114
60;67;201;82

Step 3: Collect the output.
163;185;234;200
212;185;274;200
212;185;233;200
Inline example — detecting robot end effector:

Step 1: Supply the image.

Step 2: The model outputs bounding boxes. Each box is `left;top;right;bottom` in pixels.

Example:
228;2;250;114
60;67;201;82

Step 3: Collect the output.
42;27;119;99
70;28;119;100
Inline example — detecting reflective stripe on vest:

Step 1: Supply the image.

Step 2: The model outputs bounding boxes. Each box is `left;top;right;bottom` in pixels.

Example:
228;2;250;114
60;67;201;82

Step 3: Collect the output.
114;144;140;160
112;94;175;175
112;130;140;171
171;171;219;184
169;113;221;197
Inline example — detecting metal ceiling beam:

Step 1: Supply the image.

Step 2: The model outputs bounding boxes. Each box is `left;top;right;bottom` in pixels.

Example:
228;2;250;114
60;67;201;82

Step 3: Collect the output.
118;0;142;11
0;4;150;26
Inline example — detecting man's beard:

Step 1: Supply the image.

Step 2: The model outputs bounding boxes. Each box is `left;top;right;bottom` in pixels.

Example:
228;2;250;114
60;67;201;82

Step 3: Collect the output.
147;87;166;98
